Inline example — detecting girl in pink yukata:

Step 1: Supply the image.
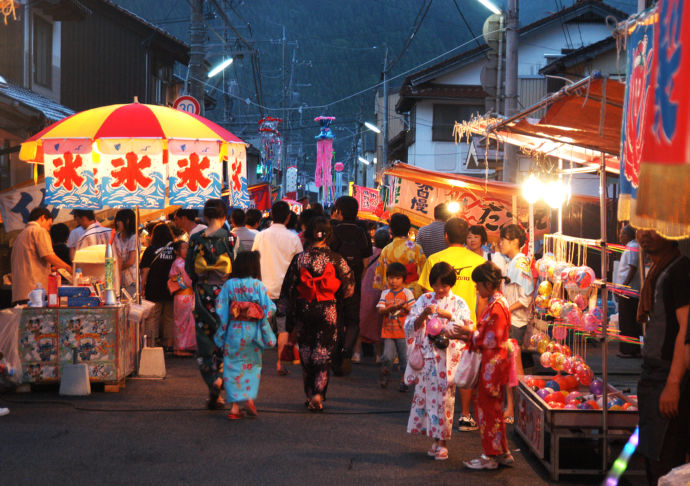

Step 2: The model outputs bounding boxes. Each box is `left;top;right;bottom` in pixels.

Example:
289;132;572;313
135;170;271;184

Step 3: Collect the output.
168;240;196;356
404;261;473;461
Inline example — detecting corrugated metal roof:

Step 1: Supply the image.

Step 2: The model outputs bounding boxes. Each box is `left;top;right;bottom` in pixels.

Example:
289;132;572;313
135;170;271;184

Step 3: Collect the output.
0;78;75;123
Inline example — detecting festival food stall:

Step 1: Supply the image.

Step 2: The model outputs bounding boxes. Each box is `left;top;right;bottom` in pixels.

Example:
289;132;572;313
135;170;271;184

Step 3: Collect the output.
1;100;248;391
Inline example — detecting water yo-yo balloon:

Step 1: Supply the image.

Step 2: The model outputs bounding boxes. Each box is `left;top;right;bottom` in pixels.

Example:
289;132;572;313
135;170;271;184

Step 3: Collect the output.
538;280;553;296
589;378;604;395
540;351;552;368
426;316;444;336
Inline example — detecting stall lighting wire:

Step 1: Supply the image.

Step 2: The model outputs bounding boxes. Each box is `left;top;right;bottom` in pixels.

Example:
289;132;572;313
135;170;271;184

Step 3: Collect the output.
0;392;410;415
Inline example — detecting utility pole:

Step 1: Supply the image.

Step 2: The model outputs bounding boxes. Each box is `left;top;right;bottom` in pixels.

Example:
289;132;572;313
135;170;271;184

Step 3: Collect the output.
503;0;519;182
189;0;205;116
381;46;389;168
280;25;287;196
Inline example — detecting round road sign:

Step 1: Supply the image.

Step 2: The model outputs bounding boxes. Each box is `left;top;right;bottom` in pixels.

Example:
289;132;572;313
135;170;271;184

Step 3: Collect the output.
173;95;200;115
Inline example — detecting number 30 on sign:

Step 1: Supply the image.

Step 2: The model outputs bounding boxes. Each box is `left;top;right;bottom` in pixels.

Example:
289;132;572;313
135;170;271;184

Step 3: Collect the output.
173;96;200;115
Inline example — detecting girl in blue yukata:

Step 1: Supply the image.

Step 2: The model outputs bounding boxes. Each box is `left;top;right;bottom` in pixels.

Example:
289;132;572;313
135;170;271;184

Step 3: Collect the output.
215;251;276;420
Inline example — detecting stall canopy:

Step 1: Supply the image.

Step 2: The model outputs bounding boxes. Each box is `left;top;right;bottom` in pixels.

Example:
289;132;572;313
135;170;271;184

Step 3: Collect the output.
461;75;624;174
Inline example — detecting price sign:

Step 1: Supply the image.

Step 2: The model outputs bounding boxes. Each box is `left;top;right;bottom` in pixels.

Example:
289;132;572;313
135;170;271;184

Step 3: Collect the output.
173;95;200;115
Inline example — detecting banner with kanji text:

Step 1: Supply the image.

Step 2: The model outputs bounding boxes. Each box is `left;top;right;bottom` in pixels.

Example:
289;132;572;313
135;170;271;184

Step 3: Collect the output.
248;183;271;210
168;140;222;208
97;139;165;208
43;138;100;209
226;143;250;209
351;184;384;217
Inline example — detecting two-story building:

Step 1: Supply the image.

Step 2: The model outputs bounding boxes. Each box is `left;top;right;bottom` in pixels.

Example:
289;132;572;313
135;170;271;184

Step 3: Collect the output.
0;0;189;189
383;0;628;181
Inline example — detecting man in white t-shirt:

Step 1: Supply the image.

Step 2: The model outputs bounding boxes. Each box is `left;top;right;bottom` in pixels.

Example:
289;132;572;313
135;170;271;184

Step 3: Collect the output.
74;210;112;251
616;225;641;358
252;201;303;375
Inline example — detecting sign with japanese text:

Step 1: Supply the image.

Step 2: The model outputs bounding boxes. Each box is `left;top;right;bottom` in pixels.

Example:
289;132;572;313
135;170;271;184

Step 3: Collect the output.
351;184;383;217
0;181;72;232
44;139;100;209
396;177;522;237
516;384;545;459
248;183;271;210
227;143;250;209
97;139;165;209
168;140;222;208
286;165;298;193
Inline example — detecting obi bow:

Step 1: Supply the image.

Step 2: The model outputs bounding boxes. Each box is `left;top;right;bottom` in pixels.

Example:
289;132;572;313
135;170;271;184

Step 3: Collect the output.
297;264;341;302
230;301;265;321
404;262;419;284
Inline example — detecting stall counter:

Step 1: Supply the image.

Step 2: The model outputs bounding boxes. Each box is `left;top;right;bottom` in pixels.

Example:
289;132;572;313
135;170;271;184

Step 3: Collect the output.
18;304;134;390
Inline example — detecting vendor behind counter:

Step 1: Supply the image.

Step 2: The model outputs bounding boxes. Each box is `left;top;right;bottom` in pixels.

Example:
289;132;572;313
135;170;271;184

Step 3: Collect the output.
9;207;71;305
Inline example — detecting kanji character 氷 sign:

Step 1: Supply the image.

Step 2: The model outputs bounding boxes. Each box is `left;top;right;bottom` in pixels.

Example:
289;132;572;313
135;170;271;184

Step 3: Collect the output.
168;140;222;208
227;143;250;209
43;139;100;209
98;139;165;208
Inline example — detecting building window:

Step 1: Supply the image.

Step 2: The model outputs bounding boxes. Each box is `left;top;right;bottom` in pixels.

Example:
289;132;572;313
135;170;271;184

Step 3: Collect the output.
432;104;483;142
33;16;53;88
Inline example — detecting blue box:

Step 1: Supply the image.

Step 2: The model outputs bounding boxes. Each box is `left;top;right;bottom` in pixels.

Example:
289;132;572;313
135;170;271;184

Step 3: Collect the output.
58;286;91;298
67;296;101;307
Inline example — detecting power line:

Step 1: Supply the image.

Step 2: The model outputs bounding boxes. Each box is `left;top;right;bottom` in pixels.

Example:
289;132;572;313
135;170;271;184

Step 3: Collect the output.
388;0;433;73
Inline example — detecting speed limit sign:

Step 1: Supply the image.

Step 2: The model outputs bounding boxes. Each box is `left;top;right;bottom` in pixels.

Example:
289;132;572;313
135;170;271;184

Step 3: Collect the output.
173;95;200;115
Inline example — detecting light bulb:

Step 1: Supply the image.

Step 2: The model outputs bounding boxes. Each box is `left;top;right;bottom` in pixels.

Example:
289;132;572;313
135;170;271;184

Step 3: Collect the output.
522;174;543;204
544;180;567;208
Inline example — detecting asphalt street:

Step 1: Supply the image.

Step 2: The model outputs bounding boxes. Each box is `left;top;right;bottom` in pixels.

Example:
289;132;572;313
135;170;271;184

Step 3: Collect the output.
1;349;645;486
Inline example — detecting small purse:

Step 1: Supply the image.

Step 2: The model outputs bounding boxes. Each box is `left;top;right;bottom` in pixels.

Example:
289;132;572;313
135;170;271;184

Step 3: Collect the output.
408;331;425;371
454;349;482;389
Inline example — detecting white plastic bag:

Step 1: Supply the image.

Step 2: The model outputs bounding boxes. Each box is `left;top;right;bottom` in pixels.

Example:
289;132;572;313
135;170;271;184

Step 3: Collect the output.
454;348;481;389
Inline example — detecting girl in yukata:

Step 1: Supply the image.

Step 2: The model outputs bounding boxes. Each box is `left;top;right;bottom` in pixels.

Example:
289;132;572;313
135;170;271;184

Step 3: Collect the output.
463;261;514;470
404;261;472;461
215;251;276;420
279;217;354;412
168;240;196;356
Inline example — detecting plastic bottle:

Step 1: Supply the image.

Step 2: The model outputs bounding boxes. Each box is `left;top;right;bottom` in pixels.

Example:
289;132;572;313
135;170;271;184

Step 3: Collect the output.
28;283;45;307
74;267;82;286
47;271;59;307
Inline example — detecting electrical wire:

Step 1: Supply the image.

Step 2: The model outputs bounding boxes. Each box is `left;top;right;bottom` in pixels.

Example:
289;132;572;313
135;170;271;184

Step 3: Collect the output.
186;28;500;114
387;0;434;73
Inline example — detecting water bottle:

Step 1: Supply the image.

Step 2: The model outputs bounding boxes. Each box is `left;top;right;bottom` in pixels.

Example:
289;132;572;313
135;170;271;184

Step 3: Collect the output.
28;283;46;307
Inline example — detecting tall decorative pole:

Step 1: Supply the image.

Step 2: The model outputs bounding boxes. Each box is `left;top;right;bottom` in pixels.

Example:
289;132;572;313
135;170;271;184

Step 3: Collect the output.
314;116;335;206
258;116;283;185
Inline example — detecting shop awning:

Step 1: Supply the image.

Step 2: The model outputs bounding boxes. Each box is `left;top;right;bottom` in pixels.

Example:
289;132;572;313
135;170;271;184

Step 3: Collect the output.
460;75;624;174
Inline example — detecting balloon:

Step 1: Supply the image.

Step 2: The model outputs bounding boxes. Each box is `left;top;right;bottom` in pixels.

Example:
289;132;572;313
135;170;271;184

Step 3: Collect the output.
545;380;560;391
529;333;542;348
585;400;599;410
563;375;579;390
563;357;575;374
538;280;553;296
426;316;444;336
535;295;550;310
540;352;552;368
573;294;587;310
577;369;593;386
589;378;604;395
527;378;546;389
552;353;566;371
609;405;623;411
564;403;578;410
537;338;550;354
578;401;593;410
546;392;565;403
583;311;600;332
549;299;564;318
566;391;582;402
567;307;583;327
548;401;564;409
537;388;551;400
561;345;572;357
622;403;637;411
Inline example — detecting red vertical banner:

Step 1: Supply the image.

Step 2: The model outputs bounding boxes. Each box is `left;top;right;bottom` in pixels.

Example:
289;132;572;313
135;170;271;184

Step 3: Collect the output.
637;0;690;236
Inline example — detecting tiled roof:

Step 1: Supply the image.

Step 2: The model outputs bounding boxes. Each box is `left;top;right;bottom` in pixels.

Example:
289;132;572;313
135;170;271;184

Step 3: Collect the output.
0;78;75;123
539;36;617;75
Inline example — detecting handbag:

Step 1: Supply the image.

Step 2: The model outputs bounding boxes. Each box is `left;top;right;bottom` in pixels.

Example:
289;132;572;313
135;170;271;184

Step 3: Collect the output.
454;349;482;388
408;331;425;371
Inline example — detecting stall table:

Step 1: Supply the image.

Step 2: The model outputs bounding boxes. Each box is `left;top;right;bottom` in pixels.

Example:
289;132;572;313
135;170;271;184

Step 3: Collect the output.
515;375;641;481
18;304;134;391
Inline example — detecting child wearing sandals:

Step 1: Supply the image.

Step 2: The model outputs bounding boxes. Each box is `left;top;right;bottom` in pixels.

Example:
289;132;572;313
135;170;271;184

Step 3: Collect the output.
404;261;473;461
215;251;276;420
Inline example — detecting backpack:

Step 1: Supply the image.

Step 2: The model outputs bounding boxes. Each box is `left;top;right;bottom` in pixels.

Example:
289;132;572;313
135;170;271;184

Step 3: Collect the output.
332;223;368;276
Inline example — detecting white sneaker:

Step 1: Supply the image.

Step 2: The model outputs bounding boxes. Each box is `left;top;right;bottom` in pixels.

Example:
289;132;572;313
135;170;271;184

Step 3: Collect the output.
0;407;9;416
351;353;361;363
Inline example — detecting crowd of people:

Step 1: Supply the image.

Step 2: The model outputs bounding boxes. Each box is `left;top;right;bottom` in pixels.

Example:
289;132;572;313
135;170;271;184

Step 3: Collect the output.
8;198;689;482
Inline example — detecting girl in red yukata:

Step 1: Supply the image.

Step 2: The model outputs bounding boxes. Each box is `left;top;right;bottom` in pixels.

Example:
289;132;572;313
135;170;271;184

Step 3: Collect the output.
463;261;514;470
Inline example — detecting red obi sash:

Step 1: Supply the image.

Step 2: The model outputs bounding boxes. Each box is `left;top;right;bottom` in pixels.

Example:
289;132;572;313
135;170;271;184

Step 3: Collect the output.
230;301;265;321
297;263;341;302
404;262;419;284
